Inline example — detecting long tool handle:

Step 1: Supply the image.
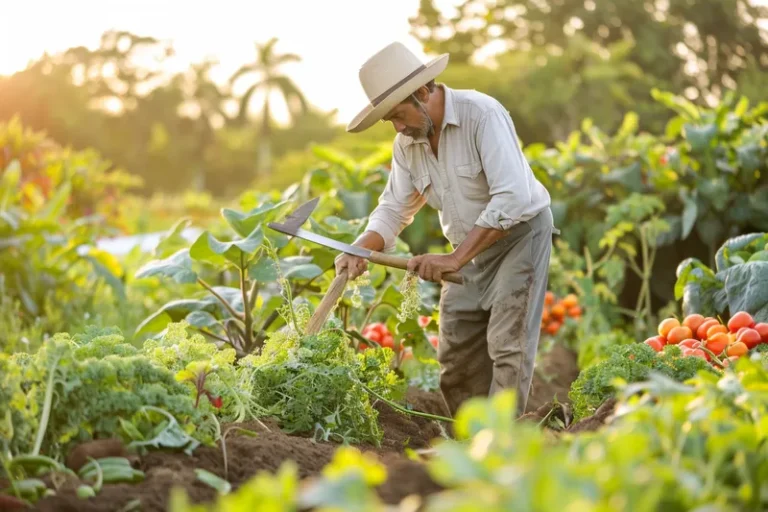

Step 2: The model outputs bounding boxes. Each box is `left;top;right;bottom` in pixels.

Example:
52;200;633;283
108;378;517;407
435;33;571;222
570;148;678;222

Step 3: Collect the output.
368;251;464;285
305;268;349;335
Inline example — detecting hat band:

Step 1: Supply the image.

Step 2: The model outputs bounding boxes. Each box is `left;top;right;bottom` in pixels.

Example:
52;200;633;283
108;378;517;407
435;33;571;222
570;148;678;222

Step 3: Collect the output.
370;64;427;107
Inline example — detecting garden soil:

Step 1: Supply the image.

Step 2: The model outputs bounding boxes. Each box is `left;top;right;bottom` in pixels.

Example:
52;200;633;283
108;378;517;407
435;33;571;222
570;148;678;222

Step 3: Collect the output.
31;345;581;512
32;388;450;512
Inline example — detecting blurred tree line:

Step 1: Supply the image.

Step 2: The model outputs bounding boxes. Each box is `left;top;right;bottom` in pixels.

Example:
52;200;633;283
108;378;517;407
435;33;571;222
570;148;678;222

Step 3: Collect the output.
1;0;766;198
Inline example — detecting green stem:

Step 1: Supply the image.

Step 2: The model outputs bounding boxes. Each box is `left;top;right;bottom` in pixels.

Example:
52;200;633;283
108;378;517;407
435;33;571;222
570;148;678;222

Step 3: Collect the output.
240;253;254;352
32;355;62;456
359;380;454;423
197;277;244;321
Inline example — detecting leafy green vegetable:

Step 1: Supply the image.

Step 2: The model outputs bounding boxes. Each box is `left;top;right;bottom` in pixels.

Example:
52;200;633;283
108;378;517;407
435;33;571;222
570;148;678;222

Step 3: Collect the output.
569;343;713;421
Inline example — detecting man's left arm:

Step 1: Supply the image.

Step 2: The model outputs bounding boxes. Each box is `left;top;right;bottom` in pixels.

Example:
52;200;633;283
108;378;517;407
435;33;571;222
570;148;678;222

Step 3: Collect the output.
408;108;533;282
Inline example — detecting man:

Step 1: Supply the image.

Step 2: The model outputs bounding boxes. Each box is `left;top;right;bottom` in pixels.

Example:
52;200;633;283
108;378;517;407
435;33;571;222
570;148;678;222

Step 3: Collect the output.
335;41;557;417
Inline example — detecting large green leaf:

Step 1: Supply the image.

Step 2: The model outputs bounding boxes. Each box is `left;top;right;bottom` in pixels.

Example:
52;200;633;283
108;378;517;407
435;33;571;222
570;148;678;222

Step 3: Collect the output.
249;257;279;282
201;286;245;316
736;143;762;175
134;299;211;337
715;233;768;272
680;191;698;240
280;256;324;280
190;226;264;268
601;161;643;193
684;123;718;153
721;261;768;323
135;249;198;284
222;201;290;238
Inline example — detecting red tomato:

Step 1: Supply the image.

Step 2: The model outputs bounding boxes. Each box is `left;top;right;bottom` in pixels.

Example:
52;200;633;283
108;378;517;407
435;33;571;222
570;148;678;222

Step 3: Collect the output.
728;311;755;333
754;323;768;343
418;315;431;328
380;334;394;349
736;328;762;350
683;348;707;360
366;330;382;343
678;339;700;349
428;335;439;348
644;337;664;352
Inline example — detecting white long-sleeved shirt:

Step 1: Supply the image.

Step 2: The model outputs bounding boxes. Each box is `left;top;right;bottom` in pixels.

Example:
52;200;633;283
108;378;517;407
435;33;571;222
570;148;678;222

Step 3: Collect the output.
366;85;552;251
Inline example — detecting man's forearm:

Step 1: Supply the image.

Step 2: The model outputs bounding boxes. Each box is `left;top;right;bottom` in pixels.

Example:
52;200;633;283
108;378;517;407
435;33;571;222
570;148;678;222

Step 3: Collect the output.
352;230;386;252
451;225;509;267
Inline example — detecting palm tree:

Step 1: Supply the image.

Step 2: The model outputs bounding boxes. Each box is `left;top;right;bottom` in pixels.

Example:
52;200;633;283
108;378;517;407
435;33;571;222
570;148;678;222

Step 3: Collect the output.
229;37;307;176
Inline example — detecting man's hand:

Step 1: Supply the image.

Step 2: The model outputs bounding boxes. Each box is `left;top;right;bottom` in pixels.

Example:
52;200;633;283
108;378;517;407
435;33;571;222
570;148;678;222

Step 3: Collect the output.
407;253;461;283
335;253;368;279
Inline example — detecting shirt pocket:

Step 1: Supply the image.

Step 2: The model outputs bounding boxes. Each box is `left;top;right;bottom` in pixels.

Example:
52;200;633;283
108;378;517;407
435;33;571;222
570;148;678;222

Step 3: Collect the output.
454;160;488;200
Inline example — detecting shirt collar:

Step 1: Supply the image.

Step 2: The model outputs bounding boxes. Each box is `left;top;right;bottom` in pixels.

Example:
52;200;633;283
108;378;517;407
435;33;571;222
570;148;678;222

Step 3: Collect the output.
402;84;459;147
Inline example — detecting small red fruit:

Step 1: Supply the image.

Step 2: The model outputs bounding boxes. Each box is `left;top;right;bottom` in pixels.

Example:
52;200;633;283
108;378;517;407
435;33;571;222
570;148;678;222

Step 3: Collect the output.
418;315;431;328
754;323;768;343
683;348;707;360
644;337;664;352
736;328;762;350
679;338;700;349
728;311;755;333
696;319;719;340
428;335;439;348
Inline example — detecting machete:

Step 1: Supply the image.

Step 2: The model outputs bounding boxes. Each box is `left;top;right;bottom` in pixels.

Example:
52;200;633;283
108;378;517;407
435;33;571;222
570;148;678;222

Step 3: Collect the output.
267;198;464;285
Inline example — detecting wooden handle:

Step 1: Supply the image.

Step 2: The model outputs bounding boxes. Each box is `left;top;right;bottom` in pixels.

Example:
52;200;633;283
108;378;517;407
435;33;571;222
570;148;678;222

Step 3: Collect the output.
368;251;464;285
305;268;349;335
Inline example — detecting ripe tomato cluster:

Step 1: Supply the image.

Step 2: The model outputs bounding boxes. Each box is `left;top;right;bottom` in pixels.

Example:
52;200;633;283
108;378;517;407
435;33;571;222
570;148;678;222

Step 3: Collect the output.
359;315;439;363
541;291;582;335
645;311;768;367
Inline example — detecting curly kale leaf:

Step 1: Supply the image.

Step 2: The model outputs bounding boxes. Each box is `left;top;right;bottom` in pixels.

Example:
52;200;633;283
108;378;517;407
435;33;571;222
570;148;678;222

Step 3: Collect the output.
569;343;713;421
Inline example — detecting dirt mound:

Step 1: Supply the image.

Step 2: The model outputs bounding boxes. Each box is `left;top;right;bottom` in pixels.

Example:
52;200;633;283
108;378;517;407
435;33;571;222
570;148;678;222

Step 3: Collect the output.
567;398;618;433
526;343;580;413
33;388;448;512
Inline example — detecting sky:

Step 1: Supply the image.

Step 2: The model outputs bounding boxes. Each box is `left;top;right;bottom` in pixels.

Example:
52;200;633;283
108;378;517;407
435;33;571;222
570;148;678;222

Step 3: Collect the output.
0;0;463;126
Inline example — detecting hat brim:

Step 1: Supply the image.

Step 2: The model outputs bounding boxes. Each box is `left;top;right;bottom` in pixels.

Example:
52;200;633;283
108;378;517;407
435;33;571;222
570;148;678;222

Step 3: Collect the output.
346;53;449;133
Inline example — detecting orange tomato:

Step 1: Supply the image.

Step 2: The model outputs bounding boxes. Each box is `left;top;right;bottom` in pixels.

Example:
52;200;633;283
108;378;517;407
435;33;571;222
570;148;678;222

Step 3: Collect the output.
726;341;749;357
567;306;582;318
682;314;706;334
545;321;561;335
704;332;729;355
545;291;555;306
551;304;566;320
728;311;755;333
658;318;681;338
736;328;762;349
706;324;728;338
541;308;551;323
696;318;719;340
561;294;579;309
667;326;693;345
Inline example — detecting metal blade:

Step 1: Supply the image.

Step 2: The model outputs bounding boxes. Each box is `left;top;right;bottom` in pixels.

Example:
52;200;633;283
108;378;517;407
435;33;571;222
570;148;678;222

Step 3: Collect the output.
266;224;372;259
277;197;320;232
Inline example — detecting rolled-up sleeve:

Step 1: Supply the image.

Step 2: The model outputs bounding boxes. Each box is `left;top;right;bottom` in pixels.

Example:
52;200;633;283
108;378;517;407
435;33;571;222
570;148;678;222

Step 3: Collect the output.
365;143;427;252
474;108;533;231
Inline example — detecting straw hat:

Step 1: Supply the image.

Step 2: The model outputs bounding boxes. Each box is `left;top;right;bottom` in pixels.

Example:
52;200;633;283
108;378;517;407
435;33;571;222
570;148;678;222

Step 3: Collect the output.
346;42;449;133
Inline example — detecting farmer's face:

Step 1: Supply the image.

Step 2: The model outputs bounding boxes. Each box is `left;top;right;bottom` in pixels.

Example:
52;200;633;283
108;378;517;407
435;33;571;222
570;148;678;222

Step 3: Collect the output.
383;101;432;139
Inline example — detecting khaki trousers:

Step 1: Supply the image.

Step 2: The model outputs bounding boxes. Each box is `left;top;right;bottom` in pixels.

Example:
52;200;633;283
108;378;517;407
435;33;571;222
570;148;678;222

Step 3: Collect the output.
437;207;554;417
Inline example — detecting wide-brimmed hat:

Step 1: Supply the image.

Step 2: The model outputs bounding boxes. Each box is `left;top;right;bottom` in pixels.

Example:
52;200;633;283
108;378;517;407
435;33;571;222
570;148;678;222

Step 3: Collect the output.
346;42;449;133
